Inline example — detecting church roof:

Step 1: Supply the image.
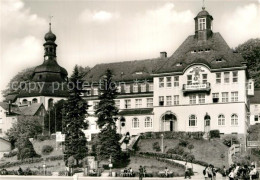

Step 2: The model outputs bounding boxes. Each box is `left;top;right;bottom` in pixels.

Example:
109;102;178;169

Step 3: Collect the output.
19;103;45;116
83;58;167;82
153;32;246;74
33;59;68;76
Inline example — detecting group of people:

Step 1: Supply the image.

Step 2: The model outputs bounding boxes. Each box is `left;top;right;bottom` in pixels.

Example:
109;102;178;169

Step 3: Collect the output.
203;164;218;180
222;163;259;180
122;167;133;177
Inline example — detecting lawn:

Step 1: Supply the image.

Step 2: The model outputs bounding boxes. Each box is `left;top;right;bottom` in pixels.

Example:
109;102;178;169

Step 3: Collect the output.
137;138;229;168
113;155;185;177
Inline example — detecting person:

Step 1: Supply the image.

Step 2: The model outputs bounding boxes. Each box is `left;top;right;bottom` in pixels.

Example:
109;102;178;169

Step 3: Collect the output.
139;166;143;180
249;165;258;180
129;167;133;177
143;166;146;177
185;162;191;179
222;166;227;180
18;166;23;175
203;166;209;180
164;167;169;177
234;163;240;179
228;168;235;180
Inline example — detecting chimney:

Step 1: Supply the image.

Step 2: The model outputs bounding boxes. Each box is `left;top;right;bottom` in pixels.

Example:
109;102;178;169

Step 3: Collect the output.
160;52;167;59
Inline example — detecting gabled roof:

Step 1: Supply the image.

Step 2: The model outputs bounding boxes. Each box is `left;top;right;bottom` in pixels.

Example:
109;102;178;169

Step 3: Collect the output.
250;89;260;104
82;58;167;82
19;103;45;116
154;33;245;74
0;102;21;115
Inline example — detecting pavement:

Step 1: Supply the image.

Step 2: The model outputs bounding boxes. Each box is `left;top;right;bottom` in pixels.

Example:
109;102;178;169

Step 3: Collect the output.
0;159;222;180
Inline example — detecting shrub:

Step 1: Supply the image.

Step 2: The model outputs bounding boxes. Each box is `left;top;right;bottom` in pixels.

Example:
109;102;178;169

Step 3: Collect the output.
37;135;50;141
3;150;17;158
222;135;239;147
209;130;220;138
166;145;185;155
16;137;39;160
152;142;161;152
42;145;54;155
178;139;189;147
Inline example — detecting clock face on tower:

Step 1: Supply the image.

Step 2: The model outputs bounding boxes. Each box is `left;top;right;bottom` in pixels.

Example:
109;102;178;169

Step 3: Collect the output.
44;56;49;60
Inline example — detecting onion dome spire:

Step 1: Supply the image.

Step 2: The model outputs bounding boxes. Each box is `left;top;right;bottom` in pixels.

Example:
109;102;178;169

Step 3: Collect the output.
43;16;57;58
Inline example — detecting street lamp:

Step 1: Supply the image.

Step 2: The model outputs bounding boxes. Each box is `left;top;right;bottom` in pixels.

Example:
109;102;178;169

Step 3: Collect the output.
43;161;46;175
161;133;164;153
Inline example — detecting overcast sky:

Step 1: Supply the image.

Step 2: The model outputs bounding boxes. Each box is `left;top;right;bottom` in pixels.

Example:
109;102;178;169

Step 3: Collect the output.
0;0;260;101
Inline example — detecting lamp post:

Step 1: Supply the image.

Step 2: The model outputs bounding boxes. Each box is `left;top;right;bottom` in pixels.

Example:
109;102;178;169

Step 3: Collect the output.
161;133;164;153
43;161;46;175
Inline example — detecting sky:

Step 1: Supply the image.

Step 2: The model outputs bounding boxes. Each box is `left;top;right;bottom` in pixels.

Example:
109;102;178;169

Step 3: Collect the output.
0;0;260;101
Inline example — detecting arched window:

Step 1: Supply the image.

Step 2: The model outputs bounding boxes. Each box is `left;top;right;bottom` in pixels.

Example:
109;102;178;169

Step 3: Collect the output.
22;99;28;105
32;98;38;104
48;98;54;109
144;117;152;128
231;114;238;125
132;118;139;128
189;115;197;127
218;114;225;126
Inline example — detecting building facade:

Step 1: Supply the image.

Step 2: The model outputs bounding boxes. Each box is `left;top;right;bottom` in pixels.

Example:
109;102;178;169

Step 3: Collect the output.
250;88;260;125
83;8;253;137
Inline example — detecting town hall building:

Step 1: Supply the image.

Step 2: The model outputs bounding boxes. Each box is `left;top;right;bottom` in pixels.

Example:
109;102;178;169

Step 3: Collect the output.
83;7;254;137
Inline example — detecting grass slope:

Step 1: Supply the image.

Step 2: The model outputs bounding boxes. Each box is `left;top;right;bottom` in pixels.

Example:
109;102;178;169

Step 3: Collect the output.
138;138;229;168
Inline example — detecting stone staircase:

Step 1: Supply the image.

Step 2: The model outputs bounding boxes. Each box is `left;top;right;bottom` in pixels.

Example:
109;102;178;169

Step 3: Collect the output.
120;134;140;151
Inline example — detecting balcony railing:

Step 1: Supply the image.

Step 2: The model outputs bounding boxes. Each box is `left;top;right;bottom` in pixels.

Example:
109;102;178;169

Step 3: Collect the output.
183;82;211;95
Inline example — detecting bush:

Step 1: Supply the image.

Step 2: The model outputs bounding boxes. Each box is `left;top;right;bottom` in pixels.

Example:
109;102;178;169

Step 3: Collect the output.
178;139;189;147
37;135;50;141
16;137;39;160
42;145;54;155
3;150;17;158
166;145;185;155
152;142;161;152
222;135;239;147
209;130;220;139
140;131;205;140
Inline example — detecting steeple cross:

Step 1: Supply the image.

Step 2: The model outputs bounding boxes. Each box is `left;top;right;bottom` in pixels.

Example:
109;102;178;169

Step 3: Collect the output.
49;15;53;31
202;0;205;10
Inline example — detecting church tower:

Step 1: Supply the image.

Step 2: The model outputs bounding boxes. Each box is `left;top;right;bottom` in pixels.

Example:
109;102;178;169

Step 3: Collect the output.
194;7;213;41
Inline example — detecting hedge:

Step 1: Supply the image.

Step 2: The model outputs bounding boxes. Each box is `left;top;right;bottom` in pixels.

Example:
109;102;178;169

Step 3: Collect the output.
0;155;64;169
140;131;205;140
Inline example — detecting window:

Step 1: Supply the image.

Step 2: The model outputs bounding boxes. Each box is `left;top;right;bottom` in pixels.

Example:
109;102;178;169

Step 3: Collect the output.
254;115;259;122
198;18;206;30
198;94;205;104
149;84;153;91
141;84;146;92
218;114;225;126
0;118;2;124
174;76;179;87
125;99;131;109
93;101;99;110
144;117;153;128
22;99;28;105
125;85;130;93
174;95;179;105
189;115;197;126
93;88;98;95
231;92;238;102
232;71;238;83
115;100;120;109
135;99;142;108
133;84;138;93
147;98;153;107
166;77;172;87
222;92;229;103
212;93;219;103
202;74;207;84
187;75;192;85
216;73;221;84
159;77;164;88
166;96;172;106
231;114;238;125
132;118;139;128
224;72;230;83
189;95;196;104
48;99;54;108
159;96;164;106
32;98;38;103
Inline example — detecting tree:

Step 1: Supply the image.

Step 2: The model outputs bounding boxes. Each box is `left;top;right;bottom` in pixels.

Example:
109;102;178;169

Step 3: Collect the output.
235;38;260;87
78;65;91;78
44;99;66;134
2;67;35;97
6;116;42;159
63;65;89;166
95;69;122;164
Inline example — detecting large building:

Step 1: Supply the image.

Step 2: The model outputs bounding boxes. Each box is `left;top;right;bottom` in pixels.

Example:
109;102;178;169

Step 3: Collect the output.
83;7;254;137
250;88;260;125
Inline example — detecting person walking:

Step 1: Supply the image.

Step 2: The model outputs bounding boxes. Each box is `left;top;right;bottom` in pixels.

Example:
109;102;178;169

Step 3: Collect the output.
228;168;235;180
222;166;227;180
164;167;169;177
185;162;191;179
203;166;209;180
249;165;258;180
207;165;213;180
139;166;143;180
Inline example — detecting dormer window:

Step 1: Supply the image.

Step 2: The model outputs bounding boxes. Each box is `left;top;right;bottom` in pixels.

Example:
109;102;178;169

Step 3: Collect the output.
198;18;206;30
216;58;222;62
176;62;183;66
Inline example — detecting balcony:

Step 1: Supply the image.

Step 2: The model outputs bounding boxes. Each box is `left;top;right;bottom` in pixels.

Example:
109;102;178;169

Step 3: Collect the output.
183;82;211;95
